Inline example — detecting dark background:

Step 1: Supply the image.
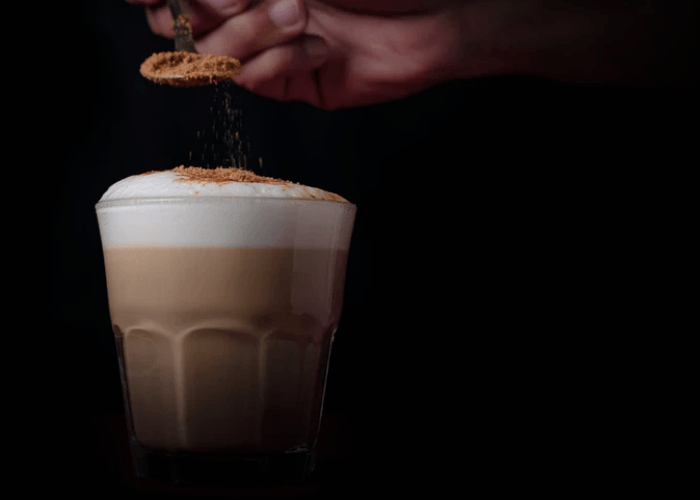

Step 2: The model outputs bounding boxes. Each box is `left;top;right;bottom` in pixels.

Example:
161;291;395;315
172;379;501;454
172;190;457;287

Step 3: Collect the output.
45;0;696;497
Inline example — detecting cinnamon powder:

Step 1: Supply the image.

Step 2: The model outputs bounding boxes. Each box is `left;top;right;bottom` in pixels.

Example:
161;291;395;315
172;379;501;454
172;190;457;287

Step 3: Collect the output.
140;52;241;85
139;166;347;202
172;166;290;185
173;14;193;42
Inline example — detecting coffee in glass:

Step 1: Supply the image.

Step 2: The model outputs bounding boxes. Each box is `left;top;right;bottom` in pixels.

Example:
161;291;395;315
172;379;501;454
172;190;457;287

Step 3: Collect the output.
95;167;356;484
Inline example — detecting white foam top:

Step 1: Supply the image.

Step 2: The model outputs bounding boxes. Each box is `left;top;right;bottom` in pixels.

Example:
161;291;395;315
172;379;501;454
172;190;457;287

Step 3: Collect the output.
96;171;355;249
99;171;349;203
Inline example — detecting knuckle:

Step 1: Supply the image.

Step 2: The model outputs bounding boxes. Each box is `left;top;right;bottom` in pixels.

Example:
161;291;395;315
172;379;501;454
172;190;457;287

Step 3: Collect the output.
241;68;281;93
277;47;297;71
246;75;272;93
235;71;264;93
238;51;293;90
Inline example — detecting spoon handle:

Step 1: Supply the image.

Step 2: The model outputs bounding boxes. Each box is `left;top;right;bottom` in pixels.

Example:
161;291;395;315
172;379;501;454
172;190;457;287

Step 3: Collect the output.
168;0;198;53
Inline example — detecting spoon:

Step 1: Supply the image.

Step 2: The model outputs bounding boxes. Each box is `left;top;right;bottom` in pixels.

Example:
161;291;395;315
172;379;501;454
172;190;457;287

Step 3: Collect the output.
168;0;197;54
142;0;240;87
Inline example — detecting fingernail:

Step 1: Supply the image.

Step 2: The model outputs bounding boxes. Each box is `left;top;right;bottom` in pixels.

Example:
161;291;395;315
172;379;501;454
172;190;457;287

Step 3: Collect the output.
268;0;300;28
305;38;329;64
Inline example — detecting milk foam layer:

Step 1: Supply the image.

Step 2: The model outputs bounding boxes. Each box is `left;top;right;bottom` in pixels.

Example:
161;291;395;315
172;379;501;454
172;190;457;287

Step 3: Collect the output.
96;173;355;250
99;171;348;203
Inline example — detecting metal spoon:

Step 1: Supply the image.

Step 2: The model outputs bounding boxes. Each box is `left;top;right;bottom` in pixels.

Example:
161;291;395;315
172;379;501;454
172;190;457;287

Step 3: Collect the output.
142;0;239;87
169;0;197;54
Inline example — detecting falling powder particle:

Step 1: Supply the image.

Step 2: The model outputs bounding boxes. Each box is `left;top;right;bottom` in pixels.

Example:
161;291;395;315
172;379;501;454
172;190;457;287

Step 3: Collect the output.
188;81;253;171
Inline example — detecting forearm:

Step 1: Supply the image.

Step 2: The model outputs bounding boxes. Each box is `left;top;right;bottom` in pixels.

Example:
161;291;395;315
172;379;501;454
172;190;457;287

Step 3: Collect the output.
458;0;697;85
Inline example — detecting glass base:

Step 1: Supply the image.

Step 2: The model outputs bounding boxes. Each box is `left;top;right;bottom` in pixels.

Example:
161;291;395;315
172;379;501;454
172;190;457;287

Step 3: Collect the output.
130;440;316;486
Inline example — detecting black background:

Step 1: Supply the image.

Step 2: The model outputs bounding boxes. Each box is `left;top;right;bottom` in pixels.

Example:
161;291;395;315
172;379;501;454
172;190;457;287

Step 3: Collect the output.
44;0;696;497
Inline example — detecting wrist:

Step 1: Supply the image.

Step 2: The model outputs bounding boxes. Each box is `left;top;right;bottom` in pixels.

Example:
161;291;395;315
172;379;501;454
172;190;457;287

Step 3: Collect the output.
455;1;617;81
425;1;510;85
450;0;533;80
453;1;689;85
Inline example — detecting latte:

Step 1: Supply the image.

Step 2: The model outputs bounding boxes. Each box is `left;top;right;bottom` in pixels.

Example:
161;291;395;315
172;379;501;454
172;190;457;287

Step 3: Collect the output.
96;167;355;482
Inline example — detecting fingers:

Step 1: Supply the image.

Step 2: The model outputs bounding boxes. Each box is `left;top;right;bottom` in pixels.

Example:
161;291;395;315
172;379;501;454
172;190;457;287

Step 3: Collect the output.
233;35;328;103
195;0;308;61
142;0;307;64
134;0;324;104
145;1;252;40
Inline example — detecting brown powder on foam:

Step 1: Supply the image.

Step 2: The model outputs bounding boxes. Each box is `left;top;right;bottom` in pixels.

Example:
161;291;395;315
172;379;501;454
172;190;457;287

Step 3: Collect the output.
171;166;291;185
140;52;241;82
137;166;348;202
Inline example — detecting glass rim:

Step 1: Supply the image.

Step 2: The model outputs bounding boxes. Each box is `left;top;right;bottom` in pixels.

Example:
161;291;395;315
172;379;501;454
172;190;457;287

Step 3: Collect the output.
95;196;356;210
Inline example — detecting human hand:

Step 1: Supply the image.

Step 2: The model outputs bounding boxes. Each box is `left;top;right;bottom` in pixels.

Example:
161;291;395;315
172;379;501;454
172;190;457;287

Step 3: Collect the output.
126;0;479;109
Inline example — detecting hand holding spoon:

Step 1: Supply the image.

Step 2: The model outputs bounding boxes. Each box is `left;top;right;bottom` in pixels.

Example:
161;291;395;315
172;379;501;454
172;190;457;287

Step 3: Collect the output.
140;0;241;87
